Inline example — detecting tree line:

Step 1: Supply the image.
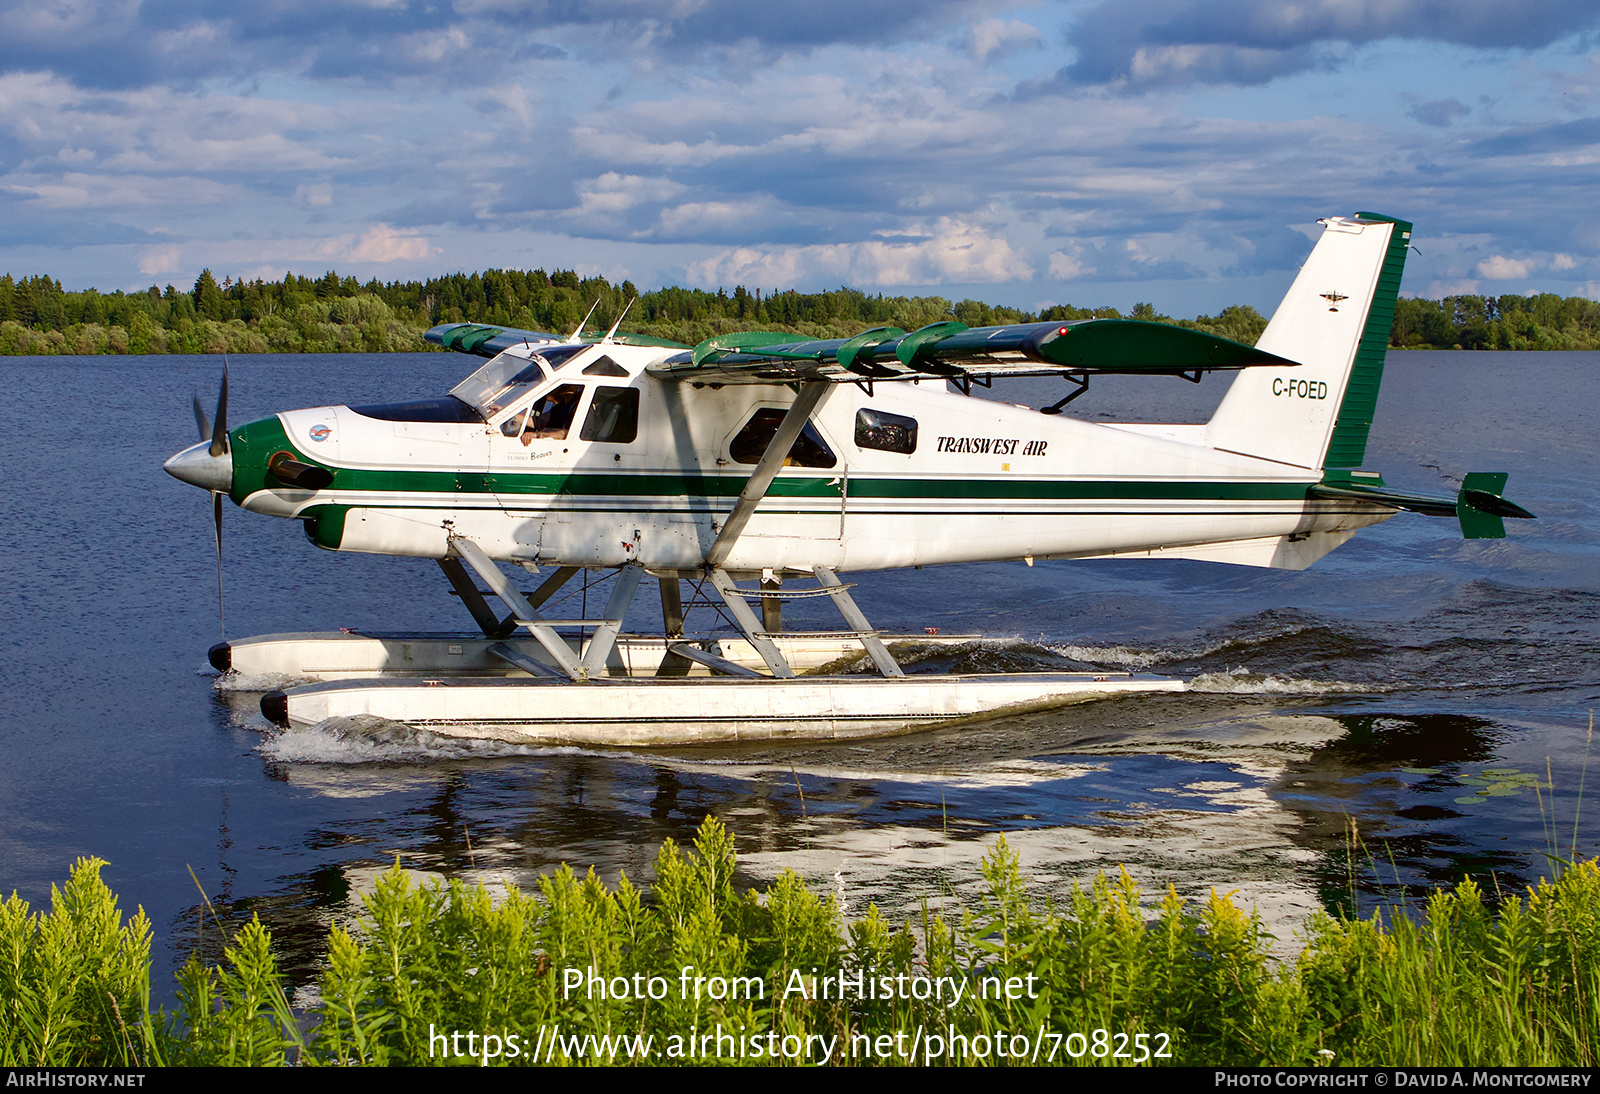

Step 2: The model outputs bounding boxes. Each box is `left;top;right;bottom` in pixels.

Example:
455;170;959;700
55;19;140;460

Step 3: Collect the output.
1;266;1596;356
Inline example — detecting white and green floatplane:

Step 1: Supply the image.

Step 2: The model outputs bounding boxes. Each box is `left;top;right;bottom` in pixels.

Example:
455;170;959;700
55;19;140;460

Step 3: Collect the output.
166;212;1530;745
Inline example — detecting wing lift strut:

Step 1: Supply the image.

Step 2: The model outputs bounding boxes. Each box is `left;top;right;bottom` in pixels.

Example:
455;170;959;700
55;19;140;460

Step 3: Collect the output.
694;380;905;680
433;379;904;683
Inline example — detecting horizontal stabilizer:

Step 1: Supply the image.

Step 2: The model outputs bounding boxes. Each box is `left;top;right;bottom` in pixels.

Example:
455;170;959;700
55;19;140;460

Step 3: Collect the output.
1309;471;1533;539
1457;471;1535;540
652;319;1298;385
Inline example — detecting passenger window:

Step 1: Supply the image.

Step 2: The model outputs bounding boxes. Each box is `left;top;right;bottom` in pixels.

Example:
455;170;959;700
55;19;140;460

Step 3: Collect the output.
855;408;917;454
729;408;837;468
580;387;639;443
519;384;584;444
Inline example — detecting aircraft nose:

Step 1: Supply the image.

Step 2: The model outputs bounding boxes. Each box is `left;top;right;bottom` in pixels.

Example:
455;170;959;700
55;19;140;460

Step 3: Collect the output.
164;440;234;493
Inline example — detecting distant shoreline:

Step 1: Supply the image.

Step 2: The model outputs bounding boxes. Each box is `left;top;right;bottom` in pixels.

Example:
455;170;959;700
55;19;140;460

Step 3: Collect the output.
4;268;1597;354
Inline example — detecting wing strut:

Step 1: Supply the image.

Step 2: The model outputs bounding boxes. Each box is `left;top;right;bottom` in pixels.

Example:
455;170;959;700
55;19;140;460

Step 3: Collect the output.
704;380;829;569
699;381;834;679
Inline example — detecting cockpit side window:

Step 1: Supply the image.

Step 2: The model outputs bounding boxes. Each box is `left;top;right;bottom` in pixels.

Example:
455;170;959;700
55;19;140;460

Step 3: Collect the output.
518;383;585;444
580;387;639;443
729;408;837;468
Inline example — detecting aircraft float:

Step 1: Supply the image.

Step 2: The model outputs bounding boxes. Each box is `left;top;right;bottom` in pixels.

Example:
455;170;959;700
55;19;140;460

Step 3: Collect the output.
165;212;1532;744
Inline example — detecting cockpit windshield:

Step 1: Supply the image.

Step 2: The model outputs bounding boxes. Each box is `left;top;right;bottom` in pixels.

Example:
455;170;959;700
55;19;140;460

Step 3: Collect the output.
448;345;592;418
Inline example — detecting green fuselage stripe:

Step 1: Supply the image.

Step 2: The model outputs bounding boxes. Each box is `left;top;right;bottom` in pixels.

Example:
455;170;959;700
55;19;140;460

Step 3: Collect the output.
318;466;1313;502
231;416;1317;509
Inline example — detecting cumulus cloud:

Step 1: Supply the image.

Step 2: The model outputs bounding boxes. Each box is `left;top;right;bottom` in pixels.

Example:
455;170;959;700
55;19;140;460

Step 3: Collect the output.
1475;255;1533;279
654;199;778;240
572;172;685;218
341;223;437;263
684;218;1034;288
4;171;232;210
3;0;1599;313
0;0;985;92
240;264;289;283
137;244;182;276
1047;249;1095;279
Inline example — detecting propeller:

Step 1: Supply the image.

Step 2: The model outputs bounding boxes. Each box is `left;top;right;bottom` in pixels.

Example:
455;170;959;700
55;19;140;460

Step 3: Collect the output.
188;363;230;637
166;361;241;646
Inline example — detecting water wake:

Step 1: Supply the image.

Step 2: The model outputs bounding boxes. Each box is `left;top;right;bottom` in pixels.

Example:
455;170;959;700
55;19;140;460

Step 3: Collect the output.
260;715;575;764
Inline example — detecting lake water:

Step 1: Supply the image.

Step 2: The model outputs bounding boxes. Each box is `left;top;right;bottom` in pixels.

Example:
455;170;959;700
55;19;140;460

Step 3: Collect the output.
0;348;1594;988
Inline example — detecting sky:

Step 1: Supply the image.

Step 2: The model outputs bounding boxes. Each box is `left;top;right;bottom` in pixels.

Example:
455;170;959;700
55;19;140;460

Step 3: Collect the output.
2;0;1598;316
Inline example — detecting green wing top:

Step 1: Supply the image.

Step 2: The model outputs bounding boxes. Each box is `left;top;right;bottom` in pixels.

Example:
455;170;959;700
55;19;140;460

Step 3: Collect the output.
424;323;690;357
650;318;1300;385
425;317;1294;384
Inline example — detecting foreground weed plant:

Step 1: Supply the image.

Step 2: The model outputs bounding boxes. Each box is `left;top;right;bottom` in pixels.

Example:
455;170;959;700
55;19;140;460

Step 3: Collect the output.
4;820;1599;1066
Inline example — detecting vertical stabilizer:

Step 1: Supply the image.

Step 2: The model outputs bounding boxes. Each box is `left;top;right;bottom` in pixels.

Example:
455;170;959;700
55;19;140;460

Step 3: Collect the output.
1207;213;1410;470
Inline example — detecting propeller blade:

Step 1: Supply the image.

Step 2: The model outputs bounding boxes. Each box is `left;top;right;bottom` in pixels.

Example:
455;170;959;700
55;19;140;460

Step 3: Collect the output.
212;489;225;639
192;395;211;443
209;362;230;457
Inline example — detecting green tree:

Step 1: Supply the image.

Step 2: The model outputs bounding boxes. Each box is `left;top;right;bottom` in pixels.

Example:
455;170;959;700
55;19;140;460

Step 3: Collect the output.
192;269;225;321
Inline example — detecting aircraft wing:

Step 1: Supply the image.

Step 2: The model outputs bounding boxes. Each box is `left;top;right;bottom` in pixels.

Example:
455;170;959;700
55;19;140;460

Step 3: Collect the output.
646;319;1299;385
424;323;689;356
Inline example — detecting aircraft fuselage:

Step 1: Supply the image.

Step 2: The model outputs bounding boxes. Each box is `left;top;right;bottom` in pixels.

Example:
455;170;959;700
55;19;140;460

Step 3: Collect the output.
222;343;1389;577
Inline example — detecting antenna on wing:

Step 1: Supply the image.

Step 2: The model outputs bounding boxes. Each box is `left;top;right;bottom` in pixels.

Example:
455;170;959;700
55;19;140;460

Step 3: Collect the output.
602;298;636;344
567;298;602;342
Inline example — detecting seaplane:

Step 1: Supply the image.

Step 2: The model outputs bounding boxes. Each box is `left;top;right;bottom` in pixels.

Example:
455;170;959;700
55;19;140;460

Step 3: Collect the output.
165;212;1532;745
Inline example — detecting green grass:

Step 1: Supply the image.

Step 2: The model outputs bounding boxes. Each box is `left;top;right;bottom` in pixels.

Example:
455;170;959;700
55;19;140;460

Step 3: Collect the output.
4;817;1599;1066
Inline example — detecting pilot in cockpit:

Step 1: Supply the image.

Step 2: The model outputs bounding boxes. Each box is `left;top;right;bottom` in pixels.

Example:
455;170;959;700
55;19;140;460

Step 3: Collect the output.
520;384;583;445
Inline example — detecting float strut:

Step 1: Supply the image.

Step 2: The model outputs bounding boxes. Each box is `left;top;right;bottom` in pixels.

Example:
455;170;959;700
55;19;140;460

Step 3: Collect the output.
580;561;644;677
449;536;588;681
437;557;504;636
656;578;693;677
439;557;579;638
761;575;783;634
709;568;795;678
813;565;903;677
